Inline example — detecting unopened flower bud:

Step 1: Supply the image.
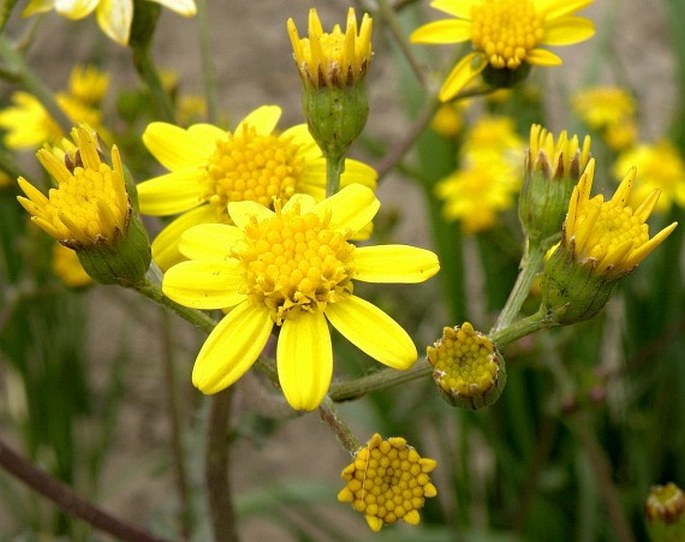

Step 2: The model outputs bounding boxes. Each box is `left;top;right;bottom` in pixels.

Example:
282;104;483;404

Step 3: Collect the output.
645;483;685;542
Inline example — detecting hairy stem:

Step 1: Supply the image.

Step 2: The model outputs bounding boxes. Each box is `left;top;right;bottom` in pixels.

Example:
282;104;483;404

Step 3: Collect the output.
319;397;362;456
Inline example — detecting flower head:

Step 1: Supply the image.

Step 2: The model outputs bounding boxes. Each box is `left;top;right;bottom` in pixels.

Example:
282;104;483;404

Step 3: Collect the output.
572;86;637;150
162;184;440;410
288;8;372;89
137;105;377;270
645;483;685;542
541;159;677;323
427;322;506;409
0;65;108;150
23;0;196;45
337;433;437;532
410;0;595;101
613;141;685;213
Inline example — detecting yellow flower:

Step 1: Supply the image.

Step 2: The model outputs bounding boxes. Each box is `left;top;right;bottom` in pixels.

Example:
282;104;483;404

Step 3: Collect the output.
337;433;438;532
572;86;637;150
23;0;196;45
162;184;440;411
613;141;685;213
410;0;595;101
287;7;372;89
436;116;525;232
0;65;108;150
137;105;378;270
52;244;93;287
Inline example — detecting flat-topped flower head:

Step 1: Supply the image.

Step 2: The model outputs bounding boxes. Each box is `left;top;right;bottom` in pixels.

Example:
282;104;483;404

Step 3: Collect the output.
613;141;685;213
410;0;595;101
137;105;377;270
427;322;506;409
162;184;440;411
541;159;678;323
338;433;437;532
23;0;196;45
288;7;373;89
645;483;685;542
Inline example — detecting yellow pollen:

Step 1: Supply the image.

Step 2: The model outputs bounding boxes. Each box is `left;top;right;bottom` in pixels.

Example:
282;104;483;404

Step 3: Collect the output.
470;0;544;69
236;203;354;324
203;125;303;220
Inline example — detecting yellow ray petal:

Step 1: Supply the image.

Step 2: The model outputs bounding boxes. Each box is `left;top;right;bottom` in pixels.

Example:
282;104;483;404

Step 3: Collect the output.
143;122;214;171
187;123;227;144
340;159;378;189
95;0;132;45
228;200;275;229
22;0;55;16
192;302;273;394
537;0;594;20
410;19;472;44
280;124;319;154
543;16;595;46
325;295;417;370
353;245;440;283
136;169;204;216
148;0;196;16
439;52;488;102
611;167;635;205
429;0;478;18
624;222;678;268
162;259;245;309
54;0;98;19
277;312;332;411
235;105;281;136
282;192;317;214
316;183;379;233
526;48;563;67
179;223;243;260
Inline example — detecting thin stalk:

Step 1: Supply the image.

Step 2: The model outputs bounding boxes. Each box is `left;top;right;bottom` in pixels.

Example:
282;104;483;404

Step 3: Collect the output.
196;0;219;123
160;309;193;540
318;397;361;456
130;45;176;123
490;307;556;348
0;437;173;542
491;241;545;333
205;389;239;542
0;34;72;134
325;153;345;197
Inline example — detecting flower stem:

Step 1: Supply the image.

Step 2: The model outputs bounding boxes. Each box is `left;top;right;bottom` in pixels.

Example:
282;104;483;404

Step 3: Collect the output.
0;436;173;542
491;241;545;333
205;389;240;542
0;34;72;134
325;153;345;197
196;0;219;123
130;44;176;124
318;396;362;457
489;307;556;348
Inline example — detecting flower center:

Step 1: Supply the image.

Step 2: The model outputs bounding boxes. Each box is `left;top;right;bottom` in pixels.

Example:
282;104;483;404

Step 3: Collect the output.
202;124;303;221
236;201;354;324
470;0;544;69
579;198;649;262
48;164;127;242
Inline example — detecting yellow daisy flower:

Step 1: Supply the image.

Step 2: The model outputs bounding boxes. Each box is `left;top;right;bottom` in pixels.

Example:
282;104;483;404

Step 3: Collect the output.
162;184;440;411
572;86;637;150
136;105;378;270
22;0;196;45
613;141;685;212
410;0;595;101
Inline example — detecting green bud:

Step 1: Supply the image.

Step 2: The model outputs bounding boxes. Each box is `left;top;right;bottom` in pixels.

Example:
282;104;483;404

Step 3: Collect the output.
646;483;685;542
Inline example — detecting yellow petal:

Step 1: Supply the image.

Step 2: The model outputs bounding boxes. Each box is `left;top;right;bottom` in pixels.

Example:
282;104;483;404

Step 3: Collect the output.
95;0;132;45
537;0;594;20
151;205;218;270
526;48;563;67
282;193;317;214
325;295;417;370
22;0;55;16
439;52;487;102
340;159;378;190
136;170;204;216
625;222;678;269
54;0;98;19
277;312;332;411
192;303;273;394
228;200;274;230
280;124;319;154
353;245;440;283
148;0;196;16
410;19;472;44
543;16;595;46
429;0;478;18
179;223;243;260
143;122;215;171
187;123;226;144
316;183;379;233
235;105;281;136
163;259;245;309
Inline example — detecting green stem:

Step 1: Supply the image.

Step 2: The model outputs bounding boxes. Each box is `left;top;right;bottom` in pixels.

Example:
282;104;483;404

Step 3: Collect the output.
318;397;362;457
196;0;219;123
130;44;176;123
325;153;345;197
490;307;556;348
0;34;72;134
491;241;545;333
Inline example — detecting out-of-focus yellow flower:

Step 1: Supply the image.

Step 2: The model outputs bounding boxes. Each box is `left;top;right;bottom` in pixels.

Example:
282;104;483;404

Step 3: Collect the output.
136;105;378;270
431;102;467;137
52;244;93;287
338;433;438;532
162;184;440;411
613;141;685;213
0;65;108;150
436;116;525;232
572;86;637;150
0;170;12;188
23;0;196;45
410;0;595;101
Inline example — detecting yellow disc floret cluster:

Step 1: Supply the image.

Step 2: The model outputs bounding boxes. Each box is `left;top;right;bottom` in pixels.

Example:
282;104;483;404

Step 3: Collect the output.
471;0;544;69
338;433;437;532
236;201;355;325
203;125;302;219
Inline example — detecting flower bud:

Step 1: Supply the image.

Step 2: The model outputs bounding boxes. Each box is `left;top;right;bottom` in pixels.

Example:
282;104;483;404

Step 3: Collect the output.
645;483;685;542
